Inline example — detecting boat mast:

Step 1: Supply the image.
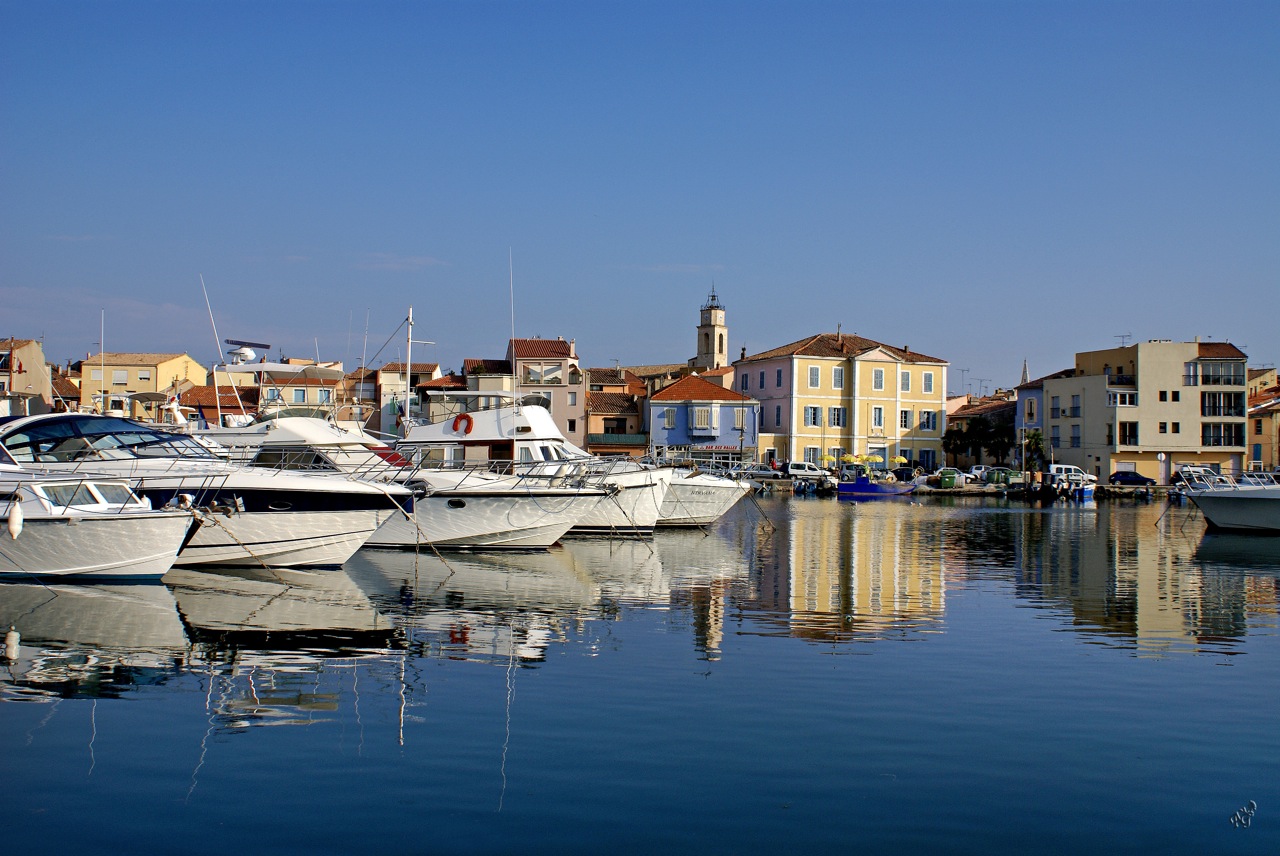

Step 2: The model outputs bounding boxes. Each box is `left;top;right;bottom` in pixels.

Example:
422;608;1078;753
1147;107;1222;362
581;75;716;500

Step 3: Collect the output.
404;307;413;439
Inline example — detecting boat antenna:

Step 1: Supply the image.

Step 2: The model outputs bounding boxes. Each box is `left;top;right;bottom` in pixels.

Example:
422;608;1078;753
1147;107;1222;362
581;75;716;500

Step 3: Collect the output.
199;275;227;426
509;248;519;414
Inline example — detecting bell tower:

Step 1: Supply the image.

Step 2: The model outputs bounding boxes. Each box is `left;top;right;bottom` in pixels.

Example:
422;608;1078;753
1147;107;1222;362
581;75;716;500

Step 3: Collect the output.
696;286;728;369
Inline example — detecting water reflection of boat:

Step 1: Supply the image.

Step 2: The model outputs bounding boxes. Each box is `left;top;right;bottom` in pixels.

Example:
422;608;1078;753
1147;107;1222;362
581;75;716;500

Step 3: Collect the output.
165;565;395;650
0;581;188;699
345;548;601;663
1193;533;1280;573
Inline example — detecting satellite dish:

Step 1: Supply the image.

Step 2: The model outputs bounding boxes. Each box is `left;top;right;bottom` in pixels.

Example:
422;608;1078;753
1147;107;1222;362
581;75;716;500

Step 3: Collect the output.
228;346;257;364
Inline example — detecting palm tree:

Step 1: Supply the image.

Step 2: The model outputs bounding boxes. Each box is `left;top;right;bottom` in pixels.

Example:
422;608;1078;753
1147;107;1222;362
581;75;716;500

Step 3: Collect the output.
1022;429;1047;472
965;416;993;466
942;426;967;467
985;415;1016;465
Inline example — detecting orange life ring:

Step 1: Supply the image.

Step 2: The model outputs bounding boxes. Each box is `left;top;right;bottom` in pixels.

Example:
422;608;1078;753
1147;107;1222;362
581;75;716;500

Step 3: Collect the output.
452;413;474;435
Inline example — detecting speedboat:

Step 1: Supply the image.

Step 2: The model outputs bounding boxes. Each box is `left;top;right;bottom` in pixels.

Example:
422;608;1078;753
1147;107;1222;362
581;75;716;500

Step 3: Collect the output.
400;395;672;537
0;444;196;579
0;413;409;568
1180;468;1280;533
175;408;610;550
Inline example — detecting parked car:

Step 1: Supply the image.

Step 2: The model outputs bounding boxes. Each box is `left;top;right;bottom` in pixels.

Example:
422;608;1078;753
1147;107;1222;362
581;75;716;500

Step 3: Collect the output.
969;465;992;483
733;464;789;481
1109;471;1156;486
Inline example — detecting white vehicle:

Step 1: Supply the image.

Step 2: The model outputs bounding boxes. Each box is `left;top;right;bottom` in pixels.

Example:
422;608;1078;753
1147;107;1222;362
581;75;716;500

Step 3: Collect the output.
786;461;838;487
1047;464;1098;486
969;465;992;483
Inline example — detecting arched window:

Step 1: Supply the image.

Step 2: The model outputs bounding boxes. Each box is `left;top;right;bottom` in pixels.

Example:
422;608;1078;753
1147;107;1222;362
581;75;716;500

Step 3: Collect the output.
718;333;724;352
703;333;710;351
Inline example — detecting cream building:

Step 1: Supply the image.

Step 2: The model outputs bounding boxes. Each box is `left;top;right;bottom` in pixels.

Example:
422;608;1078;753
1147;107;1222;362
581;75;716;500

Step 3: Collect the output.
734;332;948;469
1042;339;1249;482
1;338;54;416
79;352;206;419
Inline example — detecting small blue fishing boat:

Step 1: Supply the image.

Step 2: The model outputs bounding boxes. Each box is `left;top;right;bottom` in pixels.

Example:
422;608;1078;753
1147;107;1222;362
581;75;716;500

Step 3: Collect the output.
838;474;916;498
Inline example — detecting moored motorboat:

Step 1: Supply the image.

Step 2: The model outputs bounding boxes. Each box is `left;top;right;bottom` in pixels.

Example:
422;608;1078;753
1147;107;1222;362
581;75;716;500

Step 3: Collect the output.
658;467;752;526
837;473;916;498
1181;468;1280;533
0;445;196;579
0;413;408;568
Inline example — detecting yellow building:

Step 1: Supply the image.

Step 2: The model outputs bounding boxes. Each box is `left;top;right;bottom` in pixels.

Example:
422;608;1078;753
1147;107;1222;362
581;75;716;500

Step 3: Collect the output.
733;332;948;469
1;338;54;416
79;352;206;419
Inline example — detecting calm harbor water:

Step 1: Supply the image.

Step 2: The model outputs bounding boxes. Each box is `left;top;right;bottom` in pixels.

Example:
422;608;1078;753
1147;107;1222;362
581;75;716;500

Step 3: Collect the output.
3;494;1279;855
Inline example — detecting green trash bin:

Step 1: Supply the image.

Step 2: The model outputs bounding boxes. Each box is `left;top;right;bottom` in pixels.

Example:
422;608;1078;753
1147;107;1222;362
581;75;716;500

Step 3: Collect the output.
939;471;956;489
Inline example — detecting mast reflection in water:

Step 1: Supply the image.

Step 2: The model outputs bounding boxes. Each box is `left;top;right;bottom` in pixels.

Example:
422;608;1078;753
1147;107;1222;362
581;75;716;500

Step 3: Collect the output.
3;496;1279;855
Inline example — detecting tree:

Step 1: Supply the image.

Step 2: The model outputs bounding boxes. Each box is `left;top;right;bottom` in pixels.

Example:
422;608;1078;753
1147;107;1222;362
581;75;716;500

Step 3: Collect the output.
965;416;993;465
1022;430;1047;472
942;426;968;467
985;415;1016;465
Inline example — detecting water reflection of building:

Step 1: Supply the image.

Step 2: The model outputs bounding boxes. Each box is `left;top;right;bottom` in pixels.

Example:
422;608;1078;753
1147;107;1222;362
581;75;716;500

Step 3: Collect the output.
736;498;947;643
1011;503;1276;654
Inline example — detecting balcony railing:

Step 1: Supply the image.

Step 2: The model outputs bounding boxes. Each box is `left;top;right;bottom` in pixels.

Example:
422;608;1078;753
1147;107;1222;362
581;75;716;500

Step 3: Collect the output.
1070;437;1081;448
586;433;648;446
1068;406;1081;418
1050;408;1061;419
1201;406;1245;417
1110;374;1135;386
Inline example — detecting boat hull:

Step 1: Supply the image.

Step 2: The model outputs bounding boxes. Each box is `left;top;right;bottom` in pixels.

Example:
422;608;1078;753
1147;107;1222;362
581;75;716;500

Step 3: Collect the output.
838;478;916;497
0;511;195;579
366;490;606;550
568;471;670;538
176;508;397;567
1187;488;1280;533
657;474;751;526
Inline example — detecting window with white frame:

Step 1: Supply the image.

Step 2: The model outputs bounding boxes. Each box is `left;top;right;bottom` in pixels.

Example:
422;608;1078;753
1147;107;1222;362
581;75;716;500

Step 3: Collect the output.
829;446;844;463
693;406;711;429
804;406;822;427
318;389;332;404
292;388;306;404
900;410;911;429
804;446;821;463
568;391;577;405
901;372;910;392
872;406;884;428
1108;392;1137;407
734;407;746;430
808;366;820;388
872;368;885;391
138;370;151;382
112;370;128;385
919;410;937;431
923;372;934;393
828;406;846;428
663;408;676;429
833;367;845;389
264;388;281;402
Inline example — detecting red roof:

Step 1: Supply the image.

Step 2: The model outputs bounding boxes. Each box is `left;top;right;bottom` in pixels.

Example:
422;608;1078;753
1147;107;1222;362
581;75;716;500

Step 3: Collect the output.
463;358;512;375
586;392;639;415
651;374;755;403
1198;342;1247;359
509;338;573;359
743;333;945;365
419;373;466;390
180;385;257;412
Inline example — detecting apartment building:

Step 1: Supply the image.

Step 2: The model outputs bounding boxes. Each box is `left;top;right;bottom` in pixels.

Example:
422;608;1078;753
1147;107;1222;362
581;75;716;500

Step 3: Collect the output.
78;352;206;419
734;333;948;469
505;338;586;444
1042;339;1249;482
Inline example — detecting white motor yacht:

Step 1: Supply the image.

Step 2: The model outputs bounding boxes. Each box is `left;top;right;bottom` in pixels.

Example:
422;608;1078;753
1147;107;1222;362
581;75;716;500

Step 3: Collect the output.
657;466;752;527
0;444;196;579
1180;467;1280;533
0;413;409;568
399;395;672;537
178;409;610;551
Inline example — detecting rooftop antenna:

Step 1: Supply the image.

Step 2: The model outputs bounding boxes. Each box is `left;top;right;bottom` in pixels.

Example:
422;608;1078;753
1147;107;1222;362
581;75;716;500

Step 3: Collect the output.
973;377;991;398
1115;332;1132;347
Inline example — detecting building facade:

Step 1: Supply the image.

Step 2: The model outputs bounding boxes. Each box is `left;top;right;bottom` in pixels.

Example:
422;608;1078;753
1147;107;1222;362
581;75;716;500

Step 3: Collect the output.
647;373;759;464
1042;339;1249;481
78;352;206;419
1;338;54;416
734;333;948;469
506;338;586;445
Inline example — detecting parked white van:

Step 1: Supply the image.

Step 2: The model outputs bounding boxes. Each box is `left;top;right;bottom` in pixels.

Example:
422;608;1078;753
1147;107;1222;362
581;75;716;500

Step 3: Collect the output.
1047;464;1098;486
786;461;838;487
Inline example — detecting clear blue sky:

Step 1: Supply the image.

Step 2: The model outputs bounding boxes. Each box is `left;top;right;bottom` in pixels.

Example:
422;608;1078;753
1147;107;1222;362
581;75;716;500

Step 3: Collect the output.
3;1;1276;395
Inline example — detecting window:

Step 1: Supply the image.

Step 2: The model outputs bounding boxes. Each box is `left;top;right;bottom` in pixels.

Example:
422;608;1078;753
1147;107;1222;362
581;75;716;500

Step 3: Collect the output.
112;370;128;385
828;407;847;428
664;408;676;429
1050;396;1061;418
1172;391;1180;402
759;371;765;389
741;374;749;391
693;407;711;429
901;372;910;393
1159;390;1168;402
1071;425;1082;447
1024;398;1037;423
776;368;783;387
1172;422;1181;434
1070;395;1081;418
923;372;934;394
872;406;884;429
919;411;937;431
1051;426;1060;448
872;369;885;391
1108;392;1137;407
265;388;281;402
1200;361;1245;386
524;363;563;384
567;418;577;433
91;369;102;381
568;391;577;406
774;405;782;428
1201;392;1244;417
829;446;844;463
804;406;822;427
1159;422;1167;434
1183;362;1199;386
1257;418;1264;436
318;389;332;404
833;367;845;389
734;407;746;430
1118;422;1137;445
1202;423;1244;447
808;366;820;388
900;410;911;429
804;446;821;464
138;370;151;382
293;389;306;404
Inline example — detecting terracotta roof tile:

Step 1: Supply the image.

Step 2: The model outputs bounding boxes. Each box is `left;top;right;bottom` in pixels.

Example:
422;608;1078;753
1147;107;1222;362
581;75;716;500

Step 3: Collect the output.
419;373;467;390
379;362;439;373
463;358;512;375
83;352;192;365
1198;342;1247;359
742;333;946;365
180;385;257;412
509;338;573;359
588;367;627;385
586;392;639;415
650;373;755;403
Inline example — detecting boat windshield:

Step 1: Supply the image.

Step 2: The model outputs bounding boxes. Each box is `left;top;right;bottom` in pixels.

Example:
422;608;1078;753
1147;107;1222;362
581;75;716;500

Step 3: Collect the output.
1;415;220;463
